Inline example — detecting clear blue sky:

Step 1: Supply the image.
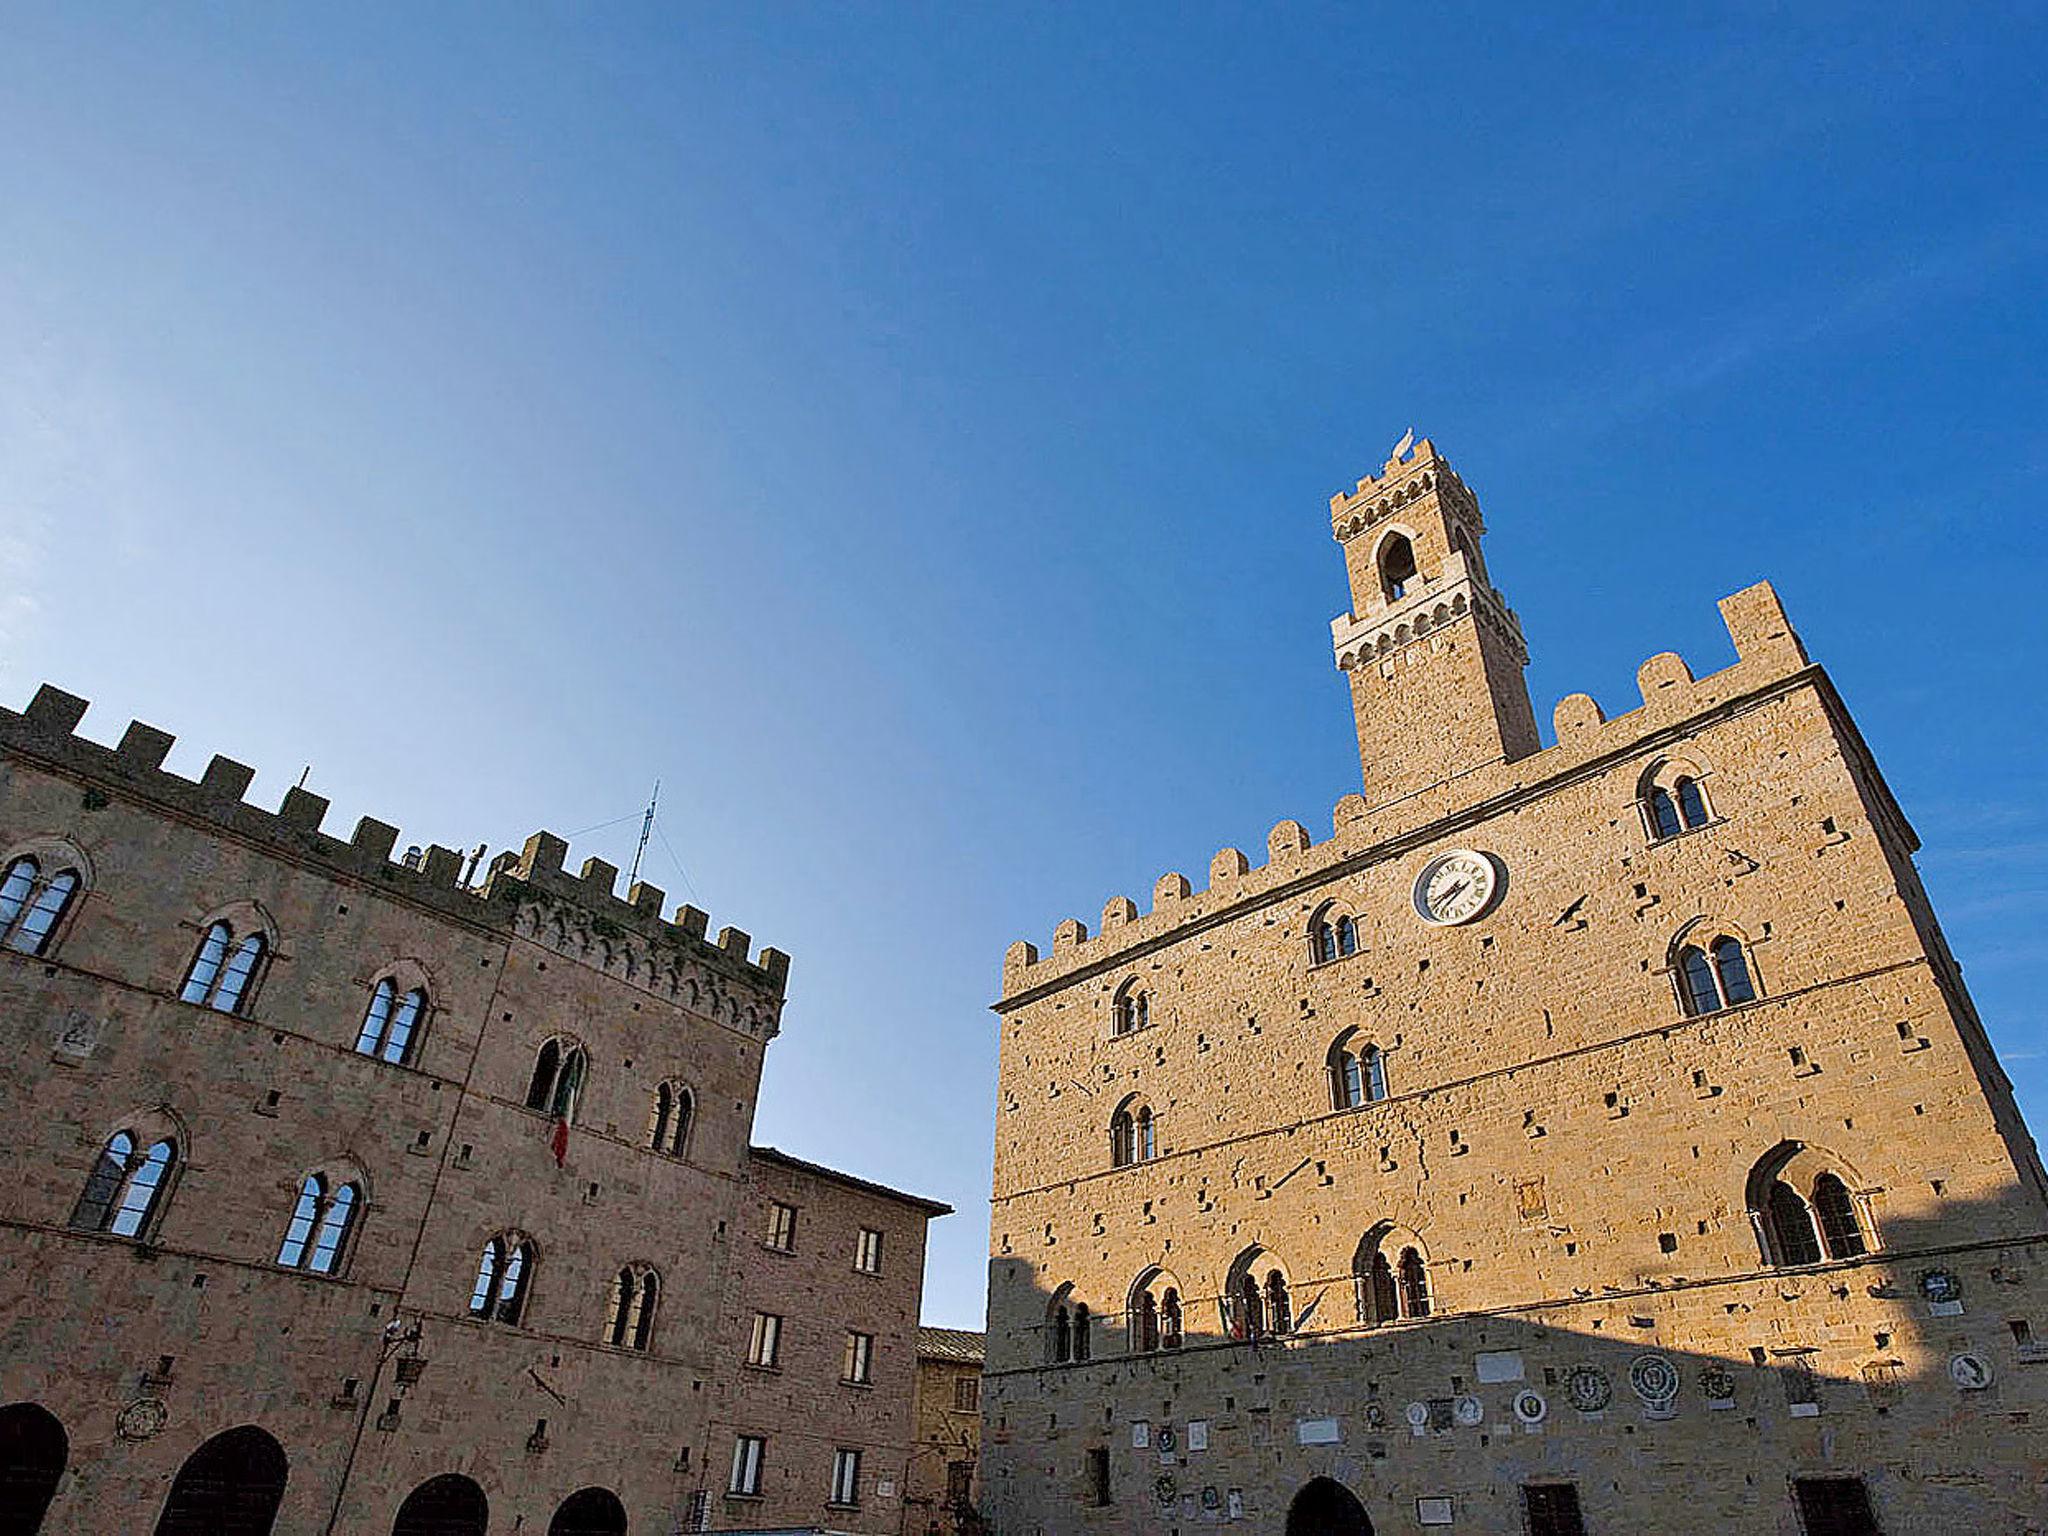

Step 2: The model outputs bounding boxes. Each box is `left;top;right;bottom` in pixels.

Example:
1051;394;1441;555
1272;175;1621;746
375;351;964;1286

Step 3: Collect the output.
3;5;2044;1328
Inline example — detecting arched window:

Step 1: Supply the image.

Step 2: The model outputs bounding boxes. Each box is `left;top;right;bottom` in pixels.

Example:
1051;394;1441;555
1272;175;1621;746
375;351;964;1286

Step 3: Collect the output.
1051;1306;1071;1364
1071;1303;1090;1360
1233;1270;1264;1339
1369;1251;1398;1322
1112;981;1149;1036
180;920;267;1014
1135;1289;1159;1353
1137;1107;1155;1162
0;855;81;955
1380;533;1418;602
70;1130;176;1239
1748;1144;1874;1267
355;979;426;1065
649;1081;693;1156
1161;1288;1182;1350
548;1487;628;1536
277;1173;360;1275
1648;786;1683;839
1329;1032;1388;1111
154;1425;287;1536
1309;905;1360;966
1675;776;1709;827
606;1266;659;1350
1398;1248;1430;1317
392;1473;489;1536
1811;1173;1867;1259
1265;1271;1292;1334
1110;1098;1153;1167
0;1402;67;1533
469;1234;534;1324
525;1038;586;1122
1641;760;1714;840
1675;933;1759;1015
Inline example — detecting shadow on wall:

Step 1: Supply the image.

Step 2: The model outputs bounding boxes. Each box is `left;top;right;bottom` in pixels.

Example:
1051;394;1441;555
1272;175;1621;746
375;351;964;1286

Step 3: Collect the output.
979;1185;2048;1533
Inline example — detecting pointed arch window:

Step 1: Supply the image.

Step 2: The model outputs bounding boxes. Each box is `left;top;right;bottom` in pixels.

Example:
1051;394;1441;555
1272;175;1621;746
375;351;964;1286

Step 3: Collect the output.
1642;761;1714;841
70;1130;176;1239
0;855;81;955
1750;1145;1873;1267
1112;981;1150;1036
1110;1099;1155;1168
277;1173;360;1274
1233;1270;1265;1340
1811;1173;1866;1259
1675;934;1758;1015
606;1265;660;1350
1135;1289;1159;1353
1265;1270;1293;1334
1368;1251;1398;1322
1355;1228;1430;1323
470;1234;534;1324
1330;1032;1389;1110
649;1081;693;1156
1051;1306;1072;1364
1071;1303;1091;1360
355;978;426;1065
1309;904;1360;966
1380;533;1418;602
525;1038;587;1122
180;920;267;1014
1765;1180;1823;1266
1161;1288;1182;1349
1397;1248;1430;1317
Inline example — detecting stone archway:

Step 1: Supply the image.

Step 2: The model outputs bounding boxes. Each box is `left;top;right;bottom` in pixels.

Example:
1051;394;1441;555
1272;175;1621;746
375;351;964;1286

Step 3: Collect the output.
153;1425;288;1536
0;1402;67;1534
392;1473;489;1536
549;1486;627;1536
1286;1476;1373;1536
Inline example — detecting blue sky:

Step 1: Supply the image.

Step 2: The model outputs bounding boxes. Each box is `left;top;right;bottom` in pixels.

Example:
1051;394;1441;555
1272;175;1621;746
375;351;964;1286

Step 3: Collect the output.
3;4;2044;1328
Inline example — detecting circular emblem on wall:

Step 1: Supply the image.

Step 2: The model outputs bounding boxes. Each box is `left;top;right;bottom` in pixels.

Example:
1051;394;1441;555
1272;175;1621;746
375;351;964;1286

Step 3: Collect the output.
1921;1268;1964;1306
1404;1400;1430;1428
1629;1353;1680;1406
117;1398;168;1441
1563;1365;1612;1413
1512;1390;1548;1425
1154;1474;1178;1507
1201;1486;1222;1510
1365;1402;1387;1429
1412;850;1506;926
1950;1352;1994;1391
1452;1394;1484;1427
1699;1365;1737;1403
1155;1425;1176;1453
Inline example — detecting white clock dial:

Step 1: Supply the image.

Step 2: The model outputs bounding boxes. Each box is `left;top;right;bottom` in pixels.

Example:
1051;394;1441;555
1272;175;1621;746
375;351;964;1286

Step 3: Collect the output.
1412;850;1504;926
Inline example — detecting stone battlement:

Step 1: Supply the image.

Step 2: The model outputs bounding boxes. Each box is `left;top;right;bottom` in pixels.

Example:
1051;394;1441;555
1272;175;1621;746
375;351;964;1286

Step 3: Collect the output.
0;685;789;996
1000;580;1829;998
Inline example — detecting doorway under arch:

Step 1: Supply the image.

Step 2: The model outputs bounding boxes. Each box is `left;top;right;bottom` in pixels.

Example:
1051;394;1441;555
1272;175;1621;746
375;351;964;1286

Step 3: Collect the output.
1286;1476;1373;1536
153;1425;288;1536
549;1486;627;1536
392;1473;489;1536
0;1402;67;1534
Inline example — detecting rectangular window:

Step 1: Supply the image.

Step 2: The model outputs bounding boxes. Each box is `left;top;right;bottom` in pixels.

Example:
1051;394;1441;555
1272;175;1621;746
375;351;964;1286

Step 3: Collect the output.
767;1202;798;1252
747;1312;782;1368
1087;1446;1111;1507
1523;1483;1587;1536
729;1435;765;1496
947;1460;974;1509
1792;1476;1879;1535
829;1447;861;1507
842;1330;874;1385
954;1374;981;1412
855;1227;883;1273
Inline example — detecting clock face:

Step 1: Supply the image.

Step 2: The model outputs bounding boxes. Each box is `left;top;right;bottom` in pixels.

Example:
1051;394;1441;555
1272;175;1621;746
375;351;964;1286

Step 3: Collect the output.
1412;850;1504;926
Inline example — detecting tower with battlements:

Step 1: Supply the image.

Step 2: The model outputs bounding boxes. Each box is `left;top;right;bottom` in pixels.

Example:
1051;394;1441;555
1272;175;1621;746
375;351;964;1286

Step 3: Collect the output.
980;438;2048;1534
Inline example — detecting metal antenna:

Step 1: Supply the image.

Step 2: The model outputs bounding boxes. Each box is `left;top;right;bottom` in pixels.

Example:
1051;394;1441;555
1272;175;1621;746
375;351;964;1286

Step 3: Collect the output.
627;781;660;889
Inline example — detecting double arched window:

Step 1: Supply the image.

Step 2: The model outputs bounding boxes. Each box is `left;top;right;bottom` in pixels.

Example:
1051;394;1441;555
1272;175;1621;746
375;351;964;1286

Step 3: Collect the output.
1640;759;1713;840
1675;933;1758;1015
605;1265;660;1350
180;920;267;1014
70;1127;178;1239
470;1233;535;1324
525;1038;587;1122
1748;1144;1873;1267
1110;1098;1156;1168
354;978;427;1065
1112;981;1150;1037
1329;1030;1388;1110
1128;1268;1184;1354
649;1082;693;1156
277;1173;360;1275
1354;1226;1431;1323
0;854;82;955
1309;903;1359;966
1047;1287;1091;1364
1226;1249;1291;1340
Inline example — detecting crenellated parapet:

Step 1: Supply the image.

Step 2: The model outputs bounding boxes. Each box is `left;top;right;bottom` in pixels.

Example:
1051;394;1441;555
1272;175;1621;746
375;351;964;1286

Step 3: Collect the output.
0;686;790;1024
999;580;1826;1003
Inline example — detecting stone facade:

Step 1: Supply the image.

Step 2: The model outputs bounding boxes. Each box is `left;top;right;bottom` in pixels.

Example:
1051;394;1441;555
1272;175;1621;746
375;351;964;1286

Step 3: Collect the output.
982;439;2048;1534
0;686;947;1535
904;1328;985;1536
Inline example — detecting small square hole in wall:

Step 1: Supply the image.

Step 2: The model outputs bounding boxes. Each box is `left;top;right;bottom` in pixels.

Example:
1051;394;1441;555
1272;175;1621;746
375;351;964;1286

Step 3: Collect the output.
2010;1320;2033;1345
1659;1233;1678;1254
1750;1347;1767;1366
1897;1021;1914;1039
1788;1047;1806;1067
1932;1180;1946;1196
337;903;349;915
1875;1331;1891;1349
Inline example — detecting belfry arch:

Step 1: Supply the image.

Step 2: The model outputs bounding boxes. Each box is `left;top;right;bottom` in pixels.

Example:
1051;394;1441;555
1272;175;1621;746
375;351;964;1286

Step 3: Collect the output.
1286;1475;1373;1536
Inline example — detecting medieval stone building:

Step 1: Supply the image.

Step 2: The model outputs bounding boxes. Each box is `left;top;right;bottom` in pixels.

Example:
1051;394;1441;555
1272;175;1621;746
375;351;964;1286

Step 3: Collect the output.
904;1327;985;1536
0;689;947;1534
982;438;2048;1533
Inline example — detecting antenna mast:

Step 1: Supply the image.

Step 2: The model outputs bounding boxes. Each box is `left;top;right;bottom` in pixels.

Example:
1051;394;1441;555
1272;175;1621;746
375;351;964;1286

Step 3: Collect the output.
628;781;660;889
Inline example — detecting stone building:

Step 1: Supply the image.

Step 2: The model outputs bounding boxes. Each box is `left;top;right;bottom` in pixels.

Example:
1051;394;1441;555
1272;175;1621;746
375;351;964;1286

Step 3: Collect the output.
0;687;947;1535
903;1328;984;1536
981;438;2048;1533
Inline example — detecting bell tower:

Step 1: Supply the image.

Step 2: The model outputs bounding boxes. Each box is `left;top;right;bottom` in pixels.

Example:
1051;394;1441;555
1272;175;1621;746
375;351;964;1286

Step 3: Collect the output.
1328;436;1539;807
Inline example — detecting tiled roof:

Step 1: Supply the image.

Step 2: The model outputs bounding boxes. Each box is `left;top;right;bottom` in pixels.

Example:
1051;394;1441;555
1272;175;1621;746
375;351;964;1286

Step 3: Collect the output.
917;1325;985;1363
